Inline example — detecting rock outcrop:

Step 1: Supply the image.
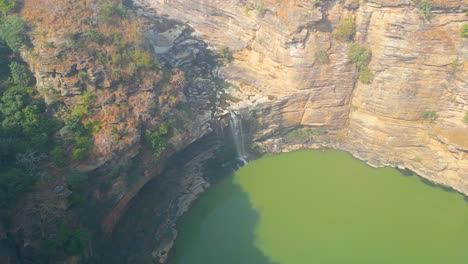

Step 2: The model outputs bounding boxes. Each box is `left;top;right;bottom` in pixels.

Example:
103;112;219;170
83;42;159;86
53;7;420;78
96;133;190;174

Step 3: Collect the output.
135;0;468;193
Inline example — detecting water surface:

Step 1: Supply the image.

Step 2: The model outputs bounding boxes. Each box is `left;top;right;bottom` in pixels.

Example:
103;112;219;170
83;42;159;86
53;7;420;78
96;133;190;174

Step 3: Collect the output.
170;150;468;264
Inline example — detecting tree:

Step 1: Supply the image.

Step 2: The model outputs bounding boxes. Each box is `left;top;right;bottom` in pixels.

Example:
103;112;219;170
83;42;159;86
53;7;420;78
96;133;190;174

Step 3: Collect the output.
9;61;31;86
0;167;32;208
45;223;90;257
66;170;88;207
0;15;27;52
348;43;372;70
146;123;169;158
0;0;15;15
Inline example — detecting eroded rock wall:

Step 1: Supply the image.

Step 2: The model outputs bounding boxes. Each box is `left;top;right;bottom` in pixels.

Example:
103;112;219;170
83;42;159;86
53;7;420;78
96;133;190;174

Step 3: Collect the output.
135;0;468;192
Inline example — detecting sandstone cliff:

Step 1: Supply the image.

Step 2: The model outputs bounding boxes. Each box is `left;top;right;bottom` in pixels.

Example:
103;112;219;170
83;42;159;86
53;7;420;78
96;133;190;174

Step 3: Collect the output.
135;0;468;194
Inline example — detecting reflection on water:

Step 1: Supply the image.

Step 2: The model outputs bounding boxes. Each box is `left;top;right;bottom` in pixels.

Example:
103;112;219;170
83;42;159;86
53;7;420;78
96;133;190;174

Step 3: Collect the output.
169;176;278;264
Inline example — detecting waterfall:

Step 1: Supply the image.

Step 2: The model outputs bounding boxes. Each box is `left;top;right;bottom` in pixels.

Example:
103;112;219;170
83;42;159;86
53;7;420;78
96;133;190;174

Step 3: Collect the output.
228;112;247;165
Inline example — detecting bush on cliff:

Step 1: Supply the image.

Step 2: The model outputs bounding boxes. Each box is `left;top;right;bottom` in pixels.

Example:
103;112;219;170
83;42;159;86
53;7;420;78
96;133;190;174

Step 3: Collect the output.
422;111;438;123
0;15;27;52
146;122;169;159
359;67;373;84
315;50;329;64
333;16;355;42
348;43;374;84
462;24;468;38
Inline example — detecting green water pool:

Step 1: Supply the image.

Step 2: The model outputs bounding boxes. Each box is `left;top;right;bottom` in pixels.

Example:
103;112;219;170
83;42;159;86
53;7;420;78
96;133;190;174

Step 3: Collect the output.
169;150;468;264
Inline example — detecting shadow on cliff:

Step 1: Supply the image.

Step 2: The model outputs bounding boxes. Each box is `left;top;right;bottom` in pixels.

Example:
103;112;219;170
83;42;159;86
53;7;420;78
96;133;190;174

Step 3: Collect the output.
94;171;278;264
168;175;278;264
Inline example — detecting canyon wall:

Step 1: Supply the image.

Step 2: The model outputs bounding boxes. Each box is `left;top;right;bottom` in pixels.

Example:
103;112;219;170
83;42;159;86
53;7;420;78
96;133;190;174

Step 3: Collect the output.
135;0;468;192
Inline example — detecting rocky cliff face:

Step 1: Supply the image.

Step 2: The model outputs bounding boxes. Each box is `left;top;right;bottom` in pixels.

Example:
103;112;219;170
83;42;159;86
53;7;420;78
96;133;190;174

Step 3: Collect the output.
135;0;468;193
6;0;466;262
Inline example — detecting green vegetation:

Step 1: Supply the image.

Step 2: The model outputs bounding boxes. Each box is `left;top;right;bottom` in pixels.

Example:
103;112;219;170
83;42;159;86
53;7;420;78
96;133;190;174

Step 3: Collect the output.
51;146;67;168
100;2;127;24
419;1;433;20
146;123;169;158
422;110;438;123
333;16;355;42
0;15;27;52
77;70;88;83
287;128;326;140
0;28;63;208
255;2;266;18
348;43;373;84
315;50;329;64
450;59;459;72
462;24;468;38
0;0;14;15
242;4;250;16
412;0;433;20
83;29;104;43
122;156;143;186
45;223;90;257
219;45;231;63
464;111;468;123
348;44;372;70
66;170;88;207
359;67;373;84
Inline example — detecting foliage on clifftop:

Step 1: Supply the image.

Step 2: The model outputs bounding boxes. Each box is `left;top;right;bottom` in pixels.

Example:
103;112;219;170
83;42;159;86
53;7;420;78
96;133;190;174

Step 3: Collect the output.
0;0;192;262
20;0;188;161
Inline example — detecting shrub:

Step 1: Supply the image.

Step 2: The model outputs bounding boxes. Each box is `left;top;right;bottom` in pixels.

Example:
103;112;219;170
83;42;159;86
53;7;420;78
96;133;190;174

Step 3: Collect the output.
71;148;87;162
464;112;468;123
287;128;325;140
66;170;88;206
315;50;329;64
71;105;88;119
422;111;438;122
348;43;372;70
0;15;27;52
9;61;30;86
83;29;103;43
81;91;96;106
0;0;15;15
462;24;468;38
146;123;169;158
45;224;90;257
242;4;250;16
75;136;92;150
42;41;54;48
255;2;265;18
77;71;88;83
132;50;152;69
100;2;127;23
333;16;355;42
51;146;67;168
0;168;32;208
359;67;373;84
450;60;459;72
418;1;433;20
219;45;231;63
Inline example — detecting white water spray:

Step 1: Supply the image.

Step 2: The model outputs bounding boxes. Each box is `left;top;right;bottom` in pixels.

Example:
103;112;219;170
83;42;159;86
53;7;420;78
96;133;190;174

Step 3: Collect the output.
228;112;247;165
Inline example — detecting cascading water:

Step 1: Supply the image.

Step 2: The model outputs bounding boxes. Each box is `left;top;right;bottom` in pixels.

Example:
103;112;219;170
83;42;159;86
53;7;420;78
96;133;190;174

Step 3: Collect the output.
228;112;248;165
